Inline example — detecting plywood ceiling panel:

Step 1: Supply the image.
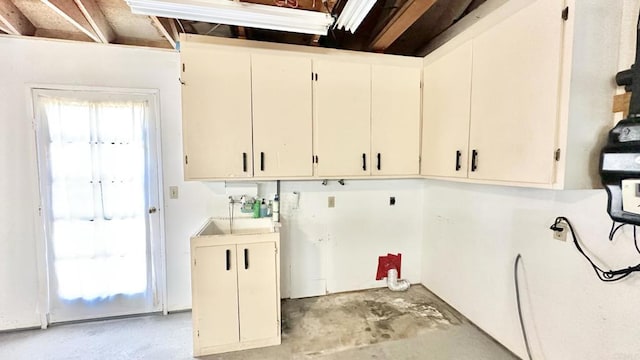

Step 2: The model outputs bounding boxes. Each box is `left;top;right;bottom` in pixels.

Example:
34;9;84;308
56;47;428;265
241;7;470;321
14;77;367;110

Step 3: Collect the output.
14;0;89;38
96;0;166;42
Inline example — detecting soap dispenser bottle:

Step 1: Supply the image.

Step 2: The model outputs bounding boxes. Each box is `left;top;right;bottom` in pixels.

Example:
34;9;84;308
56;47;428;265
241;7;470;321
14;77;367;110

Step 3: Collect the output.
260;199;268;218
272;194;280;222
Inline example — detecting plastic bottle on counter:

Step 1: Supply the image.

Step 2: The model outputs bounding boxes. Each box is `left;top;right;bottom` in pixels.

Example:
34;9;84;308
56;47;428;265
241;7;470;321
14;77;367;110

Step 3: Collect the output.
260;199;268;218
272;194;280;222
252;199;260;218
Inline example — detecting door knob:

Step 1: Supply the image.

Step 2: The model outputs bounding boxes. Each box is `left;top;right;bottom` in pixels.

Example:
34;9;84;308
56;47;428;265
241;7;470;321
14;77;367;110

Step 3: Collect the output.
148;207;157;214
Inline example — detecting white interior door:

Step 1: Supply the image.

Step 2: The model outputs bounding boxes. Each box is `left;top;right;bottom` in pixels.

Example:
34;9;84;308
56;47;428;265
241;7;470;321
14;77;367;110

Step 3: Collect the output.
33;89;163;323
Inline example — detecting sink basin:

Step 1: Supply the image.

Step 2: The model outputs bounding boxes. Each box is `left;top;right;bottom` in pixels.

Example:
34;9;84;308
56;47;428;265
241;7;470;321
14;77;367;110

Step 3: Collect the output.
196;217;274;236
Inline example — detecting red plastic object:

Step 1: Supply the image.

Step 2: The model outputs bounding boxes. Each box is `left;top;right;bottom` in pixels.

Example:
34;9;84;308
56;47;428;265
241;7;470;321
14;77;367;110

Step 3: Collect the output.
376;253;402;280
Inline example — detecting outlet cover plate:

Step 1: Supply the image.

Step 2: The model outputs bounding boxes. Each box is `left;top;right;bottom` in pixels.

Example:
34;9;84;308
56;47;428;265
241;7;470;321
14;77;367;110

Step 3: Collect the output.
553;223;567;241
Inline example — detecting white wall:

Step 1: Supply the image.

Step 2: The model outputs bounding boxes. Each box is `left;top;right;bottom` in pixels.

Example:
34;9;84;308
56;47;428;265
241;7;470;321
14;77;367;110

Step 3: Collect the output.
421;2;640;359
0;35;424;330
280;179;423;298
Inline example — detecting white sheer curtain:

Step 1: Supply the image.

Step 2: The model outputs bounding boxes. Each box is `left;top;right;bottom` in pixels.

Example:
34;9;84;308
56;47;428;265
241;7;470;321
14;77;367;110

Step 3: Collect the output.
42;96;148;301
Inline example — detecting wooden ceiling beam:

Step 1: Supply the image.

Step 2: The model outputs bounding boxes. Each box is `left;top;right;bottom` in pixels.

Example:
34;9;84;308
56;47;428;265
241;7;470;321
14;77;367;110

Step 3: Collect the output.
41;0;101;42
369;0;436;52
0;0;36;36
150;16;178;49
73;0;115;43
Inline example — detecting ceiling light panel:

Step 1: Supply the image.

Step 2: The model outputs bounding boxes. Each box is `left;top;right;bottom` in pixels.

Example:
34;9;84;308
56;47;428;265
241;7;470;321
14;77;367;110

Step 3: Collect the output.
127;0;335;35
335;0;376;33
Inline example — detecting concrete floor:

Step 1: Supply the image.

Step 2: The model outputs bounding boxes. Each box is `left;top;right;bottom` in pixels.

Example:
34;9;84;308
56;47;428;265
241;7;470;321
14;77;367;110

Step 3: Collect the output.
0;286;517;360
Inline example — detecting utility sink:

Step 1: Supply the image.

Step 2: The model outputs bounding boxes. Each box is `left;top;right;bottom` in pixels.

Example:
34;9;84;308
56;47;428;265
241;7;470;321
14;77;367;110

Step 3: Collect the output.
195;217;275;237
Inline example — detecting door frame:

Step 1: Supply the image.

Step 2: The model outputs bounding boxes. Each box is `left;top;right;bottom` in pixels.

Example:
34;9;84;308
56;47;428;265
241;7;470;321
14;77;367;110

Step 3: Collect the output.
27;84;168;328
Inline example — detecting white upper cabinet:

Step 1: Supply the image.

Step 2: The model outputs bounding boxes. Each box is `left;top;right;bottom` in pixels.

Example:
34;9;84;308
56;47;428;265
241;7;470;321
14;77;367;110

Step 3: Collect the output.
420;0;621;189
179;35;422;181
371;64;421;176
251;53;313;178
421;41;472;178
181;43;253;180
314;59;372;177
468;0;563;184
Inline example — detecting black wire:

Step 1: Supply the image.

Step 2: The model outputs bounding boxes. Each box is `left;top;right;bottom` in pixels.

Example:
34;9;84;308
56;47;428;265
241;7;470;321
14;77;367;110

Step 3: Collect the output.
554;216;640;282
609;221;625;241
634;226;640;255
514;254;533;360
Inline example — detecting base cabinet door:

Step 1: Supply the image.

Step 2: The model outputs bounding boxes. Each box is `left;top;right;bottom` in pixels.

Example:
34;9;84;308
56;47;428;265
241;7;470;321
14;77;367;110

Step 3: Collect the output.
237;242;279;342
192;245;239;352
191;234;280;356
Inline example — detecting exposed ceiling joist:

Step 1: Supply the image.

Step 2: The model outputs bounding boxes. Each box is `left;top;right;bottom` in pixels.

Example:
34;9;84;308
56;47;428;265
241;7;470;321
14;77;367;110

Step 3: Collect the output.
0;0;35;36
151;16;178;48
369;0;436;52
310;33;320;46
41;0;101;42
74;0;115;43
388;0;474;55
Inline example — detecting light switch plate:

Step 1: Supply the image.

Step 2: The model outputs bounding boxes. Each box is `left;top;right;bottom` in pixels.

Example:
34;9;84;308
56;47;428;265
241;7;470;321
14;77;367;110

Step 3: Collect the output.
169;186;179;199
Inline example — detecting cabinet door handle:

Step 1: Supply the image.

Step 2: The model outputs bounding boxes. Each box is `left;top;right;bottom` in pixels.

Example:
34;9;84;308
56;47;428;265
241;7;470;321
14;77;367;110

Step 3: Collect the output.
260;152;265;171
244;248;249;270
362;153;367;171
377;153;381;171
242;153;247;172
471;150;478;172
225;249;231;271
455;150;462;171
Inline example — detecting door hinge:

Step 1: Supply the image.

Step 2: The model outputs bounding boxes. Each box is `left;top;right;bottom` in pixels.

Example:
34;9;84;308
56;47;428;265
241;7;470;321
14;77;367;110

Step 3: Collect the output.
562;6;569;21
182;63;185;72
555;148;561;161
185;155;188;165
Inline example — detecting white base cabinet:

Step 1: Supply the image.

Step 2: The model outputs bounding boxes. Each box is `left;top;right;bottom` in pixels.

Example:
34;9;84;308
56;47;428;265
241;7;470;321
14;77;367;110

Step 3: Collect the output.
191;223;280;356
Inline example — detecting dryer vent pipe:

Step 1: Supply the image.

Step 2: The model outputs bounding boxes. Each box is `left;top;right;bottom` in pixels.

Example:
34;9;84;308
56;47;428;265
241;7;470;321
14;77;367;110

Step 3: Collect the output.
386;268;410;292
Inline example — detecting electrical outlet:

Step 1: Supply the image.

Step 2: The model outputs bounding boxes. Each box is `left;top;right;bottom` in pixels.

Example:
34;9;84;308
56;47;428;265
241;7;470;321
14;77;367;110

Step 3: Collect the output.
169;186;179;199
552;222;568;241
328;196;335;208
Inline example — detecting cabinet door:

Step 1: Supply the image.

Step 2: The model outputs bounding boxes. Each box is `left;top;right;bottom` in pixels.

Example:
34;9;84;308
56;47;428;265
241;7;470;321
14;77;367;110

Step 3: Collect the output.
192;245;239;349
421;42;473;178
252;54;313;177
181;45;253;179
236;242;279;342
468;0;563;183
314;60;371;177
371;64;421;176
